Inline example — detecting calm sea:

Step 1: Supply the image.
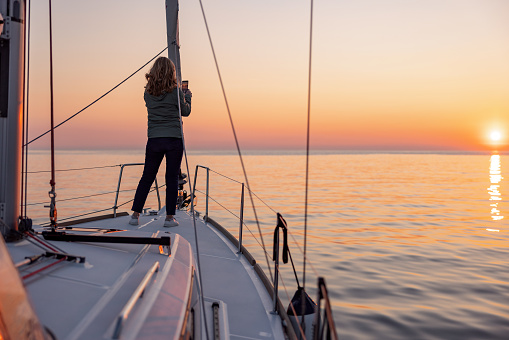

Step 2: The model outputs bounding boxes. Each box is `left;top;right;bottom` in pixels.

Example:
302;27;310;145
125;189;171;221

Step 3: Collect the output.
25;150;508;339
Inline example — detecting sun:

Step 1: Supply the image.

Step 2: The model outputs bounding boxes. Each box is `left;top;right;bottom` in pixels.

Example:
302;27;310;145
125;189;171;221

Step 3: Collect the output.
490;131;502;142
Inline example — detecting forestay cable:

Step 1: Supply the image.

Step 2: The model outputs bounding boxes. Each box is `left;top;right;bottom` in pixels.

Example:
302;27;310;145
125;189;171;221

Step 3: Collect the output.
301;0;315;330
173;41;210;340
25;47;169;146
197;0;274;282
302;0;314;295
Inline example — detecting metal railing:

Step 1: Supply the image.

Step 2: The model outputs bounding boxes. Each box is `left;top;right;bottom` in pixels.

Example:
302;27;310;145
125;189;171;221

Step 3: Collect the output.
191;164;338;340
192;165;246;254
192;164;284;311
113;163;161;217
314;277;338;340
30;162;164;226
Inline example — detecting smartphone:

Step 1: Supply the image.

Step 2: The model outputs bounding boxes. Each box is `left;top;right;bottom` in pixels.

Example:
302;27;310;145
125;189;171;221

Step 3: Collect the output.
182;80;189;91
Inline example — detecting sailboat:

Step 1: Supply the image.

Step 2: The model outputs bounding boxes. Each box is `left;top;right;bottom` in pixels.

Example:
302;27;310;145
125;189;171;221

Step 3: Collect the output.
0;0;337;339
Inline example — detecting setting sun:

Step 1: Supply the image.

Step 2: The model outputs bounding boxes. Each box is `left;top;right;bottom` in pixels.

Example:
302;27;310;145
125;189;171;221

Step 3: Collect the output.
490;131;502;142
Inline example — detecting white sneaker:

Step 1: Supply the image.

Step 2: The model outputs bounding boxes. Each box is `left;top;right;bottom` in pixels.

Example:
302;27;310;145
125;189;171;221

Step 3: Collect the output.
129;214;139;225
164;216;179;227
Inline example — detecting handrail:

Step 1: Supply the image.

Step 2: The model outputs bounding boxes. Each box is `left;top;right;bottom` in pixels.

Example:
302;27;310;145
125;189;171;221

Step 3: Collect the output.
193;165;245;249
192;165;339;338
112;261;160;339
314;277;338;340
113;163;161;217
34;162;162;223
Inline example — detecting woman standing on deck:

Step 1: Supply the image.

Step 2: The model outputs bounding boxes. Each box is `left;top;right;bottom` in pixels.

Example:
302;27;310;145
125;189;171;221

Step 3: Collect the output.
130;57;191;227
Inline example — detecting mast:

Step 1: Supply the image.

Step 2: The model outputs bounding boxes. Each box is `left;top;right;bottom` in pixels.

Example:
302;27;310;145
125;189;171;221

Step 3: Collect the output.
165;0;181;83
0;0;25;234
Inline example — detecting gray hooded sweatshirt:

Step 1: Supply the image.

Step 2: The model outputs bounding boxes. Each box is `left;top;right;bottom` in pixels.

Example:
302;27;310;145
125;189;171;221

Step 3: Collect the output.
144;88;191;139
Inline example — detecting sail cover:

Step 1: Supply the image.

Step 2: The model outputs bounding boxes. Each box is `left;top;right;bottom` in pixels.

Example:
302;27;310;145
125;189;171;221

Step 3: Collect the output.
166;0;181;84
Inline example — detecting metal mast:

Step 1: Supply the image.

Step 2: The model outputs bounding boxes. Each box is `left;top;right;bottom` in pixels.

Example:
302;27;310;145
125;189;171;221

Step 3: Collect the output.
0;0;25;234
165;0;181;84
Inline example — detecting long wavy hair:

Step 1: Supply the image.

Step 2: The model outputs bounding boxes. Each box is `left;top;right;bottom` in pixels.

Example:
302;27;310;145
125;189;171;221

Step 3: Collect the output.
145;57;177;96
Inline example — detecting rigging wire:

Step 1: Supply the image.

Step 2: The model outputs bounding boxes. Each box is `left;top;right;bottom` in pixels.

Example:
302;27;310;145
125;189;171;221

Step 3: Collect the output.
202;168;278;214
173;41;211;340
206;169;277;213
27;164;120;173
288;230;319;277
39;207;114;226
199;167;317;289
302;0;314;294
194;188;273;259
26;188;136;206
197;0;273;283
37;183;164;226
208;168;242;185
300;0;315;330
38;189;157;225
24;47;169;147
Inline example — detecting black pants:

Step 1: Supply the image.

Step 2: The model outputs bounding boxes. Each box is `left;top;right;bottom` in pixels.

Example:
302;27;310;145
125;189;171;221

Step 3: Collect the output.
132;137;183;215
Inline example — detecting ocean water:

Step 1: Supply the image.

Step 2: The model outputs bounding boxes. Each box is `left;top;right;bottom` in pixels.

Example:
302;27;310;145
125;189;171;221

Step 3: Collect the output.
25;150;509;339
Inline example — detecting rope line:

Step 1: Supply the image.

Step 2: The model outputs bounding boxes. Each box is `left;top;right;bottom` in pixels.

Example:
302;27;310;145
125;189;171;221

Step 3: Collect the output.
25;47;168;146
197;0;273;283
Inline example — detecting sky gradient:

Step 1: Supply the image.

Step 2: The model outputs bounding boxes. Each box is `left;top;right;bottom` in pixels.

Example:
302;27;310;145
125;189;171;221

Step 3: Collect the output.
27;0;509;151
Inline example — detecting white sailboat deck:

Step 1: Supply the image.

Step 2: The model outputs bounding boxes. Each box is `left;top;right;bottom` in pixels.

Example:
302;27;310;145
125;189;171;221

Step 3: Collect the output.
7;210;285;340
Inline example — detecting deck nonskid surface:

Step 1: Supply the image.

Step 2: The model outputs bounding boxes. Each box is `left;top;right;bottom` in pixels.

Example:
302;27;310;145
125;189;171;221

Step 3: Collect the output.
137;210;284;339
9;210;284;339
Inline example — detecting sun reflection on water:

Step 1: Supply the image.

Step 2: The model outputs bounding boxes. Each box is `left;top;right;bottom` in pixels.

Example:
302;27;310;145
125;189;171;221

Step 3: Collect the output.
488;154;503;222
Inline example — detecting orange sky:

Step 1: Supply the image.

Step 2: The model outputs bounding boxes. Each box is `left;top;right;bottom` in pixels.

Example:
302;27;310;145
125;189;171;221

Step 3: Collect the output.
27;0;509;151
